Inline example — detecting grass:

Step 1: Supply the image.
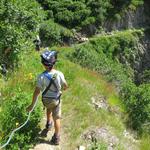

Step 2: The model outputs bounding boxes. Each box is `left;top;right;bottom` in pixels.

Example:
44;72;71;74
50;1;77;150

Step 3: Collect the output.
0;47;149;149
56;58;126;148
140;135;150;150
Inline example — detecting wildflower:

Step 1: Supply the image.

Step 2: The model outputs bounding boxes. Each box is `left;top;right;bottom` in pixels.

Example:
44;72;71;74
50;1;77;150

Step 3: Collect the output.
16;122;19;126
28;73;33;80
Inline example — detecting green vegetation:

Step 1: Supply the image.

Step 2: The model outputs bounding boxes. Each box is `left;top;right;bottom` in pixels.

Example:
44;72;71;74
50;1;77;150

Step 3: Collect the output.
69;30;150;134
0;51;43;149
39;19;73;47
88;141;107;150
0;49;124;149
0;0;45;68
0;0;145;68
37;0;144;29
0;0;149;149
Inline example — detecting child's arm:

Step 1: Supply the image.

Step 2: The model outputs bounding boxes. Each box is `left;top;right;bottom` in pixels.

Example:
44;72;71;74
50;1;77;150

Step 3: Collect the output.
26;87;40;112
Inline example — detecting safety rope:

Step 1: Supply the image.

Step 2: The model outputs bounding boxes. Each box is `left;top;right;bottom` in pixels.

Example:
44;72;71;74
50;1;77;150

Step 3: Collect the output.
0;97;39;149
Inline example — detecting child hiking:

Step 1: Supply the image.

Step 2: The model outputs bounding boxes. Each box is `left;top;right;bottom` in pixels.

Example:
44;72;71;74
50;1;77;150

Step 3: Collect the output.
27;50;68;145
33;35;41;51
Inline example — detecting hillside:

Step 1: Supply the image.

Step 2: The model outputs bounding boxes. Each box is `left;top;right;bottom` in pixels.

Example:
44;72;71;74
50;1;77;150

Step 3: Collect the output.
0;47;149;150
0;0;150;149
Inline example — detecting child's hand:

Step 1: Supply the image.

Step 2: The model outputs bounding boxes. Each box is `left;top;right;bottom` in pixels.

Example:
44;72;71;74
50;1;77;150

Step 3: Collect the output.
26;104;33;112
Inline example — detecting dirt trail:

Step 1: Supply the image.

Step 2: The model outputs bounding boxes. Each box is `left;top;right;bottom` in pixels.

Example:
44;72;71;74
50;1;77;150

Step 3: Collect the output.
29;114;63;150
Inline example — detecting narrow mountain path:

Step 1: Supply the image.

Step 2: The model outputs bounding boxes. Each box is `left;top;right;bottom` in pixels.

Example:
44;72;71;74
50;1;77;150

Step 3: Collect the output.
29;112;63;150
29;109;72;150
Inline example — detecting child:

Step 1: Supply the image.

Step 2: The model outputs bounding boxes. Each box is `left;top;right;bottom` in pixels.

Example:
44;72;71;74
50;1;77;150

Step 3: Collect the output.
27;50;68;145
33;35;41;51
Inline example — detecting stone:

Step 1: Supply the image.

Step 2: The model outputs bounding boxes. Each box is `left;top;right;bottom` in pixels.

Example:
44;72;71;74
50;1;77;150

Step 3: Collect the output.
78;145;86;150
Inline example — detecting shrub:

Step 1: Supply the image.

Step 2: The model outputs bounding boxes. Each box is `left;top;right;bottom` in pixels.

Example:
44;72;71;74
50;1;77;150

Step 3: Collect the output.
121;83;150;134
0;0;45;69
69;39;133;82
39;20;73;47
37;0;91;28
140;70;150;84
0;24;28;68
0;90;42;150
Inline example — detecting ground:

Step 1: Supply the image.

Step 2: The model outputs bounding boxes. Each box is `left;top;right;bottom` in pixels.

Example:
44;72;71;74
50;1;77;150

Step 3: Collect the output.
29;113;61;150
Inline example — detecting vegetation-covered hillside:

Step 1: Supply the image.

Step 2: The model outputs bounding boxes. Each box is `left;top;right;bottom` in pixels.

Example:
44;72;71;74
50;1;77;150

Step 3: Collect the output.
0;0;150;149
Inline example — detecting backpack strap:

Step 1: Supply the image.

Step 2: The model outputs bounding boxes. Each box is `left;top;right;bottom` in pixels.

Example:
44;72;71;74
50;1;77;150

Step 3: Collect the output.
42;71;58;97
50;73;59;91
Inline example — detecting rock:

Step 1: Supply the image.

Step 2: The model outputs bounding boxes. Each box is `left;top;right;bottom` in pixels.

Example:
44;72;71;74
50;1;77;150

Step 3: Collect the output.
29;143;60;150
78;145;86;150
103;6;148;32
82;127;139;150
91;95;108;110
123;130;138;143
83;127;119;147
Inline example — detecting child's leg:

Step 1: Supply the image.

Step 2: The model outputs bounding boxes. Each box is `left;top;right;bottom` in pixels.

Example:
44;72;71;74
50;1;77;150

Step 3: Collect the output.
50;102;61;144
45;109;53;130
46;109;52;123
50;117;60;145
53;118;60;136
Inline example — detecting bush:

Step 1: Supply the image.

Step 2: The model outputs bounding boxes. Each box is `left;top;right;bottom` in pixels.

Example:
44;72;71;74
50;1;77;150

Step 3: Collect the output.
140;70;150;84
0;0;45;69
121;83;150;134
39;20;73;47
37;0;91;28
0;24;28;68
0;90;42;150
69;38;133;82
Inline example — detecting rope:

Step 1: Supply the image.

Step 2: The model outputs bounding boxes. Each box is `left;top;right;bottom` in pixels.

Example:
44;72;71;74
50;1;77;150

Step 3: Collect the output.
0;97;39;149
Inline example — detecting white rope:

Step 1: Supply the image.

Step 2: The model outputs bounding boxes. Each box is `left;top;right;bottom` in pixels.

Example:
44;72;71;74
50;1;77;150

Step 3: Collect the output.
0;97;39;149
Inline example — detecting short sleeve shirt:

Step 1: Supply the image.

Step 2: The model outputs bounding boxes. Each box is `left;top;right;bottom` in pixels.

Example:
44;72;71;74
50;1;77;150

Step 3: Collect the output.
36;69;67;98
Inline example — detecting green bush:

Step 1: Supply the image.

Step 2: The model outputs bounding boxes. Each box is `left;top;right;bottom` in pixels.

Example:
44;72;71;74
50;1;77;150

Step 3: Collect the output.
140;70;150;84
0;0;45;68
37;0;144;31
37;0;91;28
0;90;42;150
121;83;150;133
0;24;28;68
69;39;132;82
39;19;73;47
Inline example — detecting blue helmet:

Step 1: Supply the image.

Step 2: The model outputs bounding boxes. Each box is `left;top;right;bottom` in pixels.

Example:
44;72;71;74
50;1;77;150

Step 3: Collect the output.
41;50;58;66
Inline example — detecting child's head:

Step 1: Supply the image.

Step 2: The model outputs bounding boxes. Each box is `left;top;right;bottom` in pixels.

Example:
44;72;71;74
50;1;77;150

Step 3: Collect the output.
41;50;58;70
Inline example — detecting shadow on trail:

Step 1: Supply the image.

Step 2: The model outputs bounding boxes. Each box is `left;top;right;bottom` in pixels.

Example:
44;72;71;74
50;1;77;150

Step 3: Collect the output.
37;128;56;146
39;128;49;137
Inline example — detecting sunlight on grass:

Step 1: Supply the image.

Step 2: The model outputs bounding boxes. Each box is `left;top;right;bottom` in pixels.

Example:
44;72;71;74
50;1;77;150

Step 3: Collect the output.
0;48;145;150
140;135;150;150
60;58;127;149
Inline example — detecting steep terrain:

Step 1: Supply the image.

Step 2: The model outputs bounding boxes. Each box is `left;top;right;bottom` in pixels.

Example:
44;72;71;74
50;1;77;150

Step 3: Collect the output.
0;1;150;149
0;49;145;150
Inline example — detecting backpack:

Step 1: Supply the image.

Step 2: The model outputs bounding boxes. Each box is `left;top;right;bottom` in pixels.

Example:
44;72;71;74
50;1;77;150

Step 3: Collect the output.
42;71;61;108
42;71;61;98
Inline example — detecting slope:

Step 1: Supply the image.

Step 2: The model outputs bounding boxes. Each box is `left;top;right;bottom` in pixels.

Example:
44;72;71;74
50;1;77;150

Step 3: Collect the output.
0;48;146;150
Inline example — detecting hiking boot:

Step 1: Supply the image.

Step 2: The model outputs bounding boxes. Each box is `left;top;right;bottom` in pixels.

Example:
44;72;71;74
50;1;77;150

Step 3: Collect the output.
50;133;60;145
45;121;53;130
